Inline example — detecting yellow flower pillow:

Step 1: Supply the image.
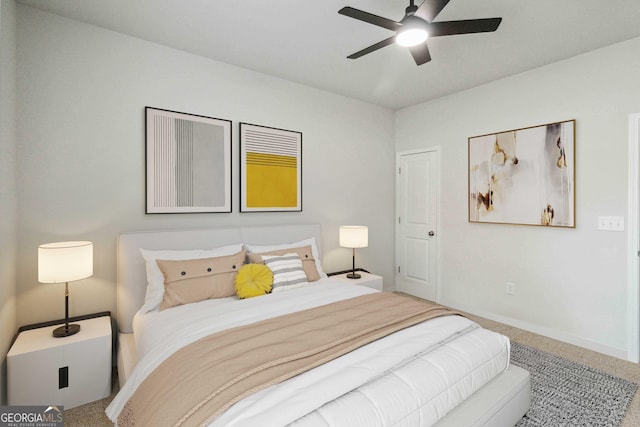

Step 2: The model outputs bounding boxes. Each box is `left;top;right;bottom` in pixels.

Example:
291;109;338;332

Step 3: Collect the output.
235;263;273;299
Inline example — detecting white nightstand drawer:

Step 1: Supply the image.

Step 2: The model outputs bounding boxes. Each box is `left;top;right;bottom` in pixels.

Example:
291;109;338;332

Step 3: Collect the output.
7;316;112;409
330;272;384;291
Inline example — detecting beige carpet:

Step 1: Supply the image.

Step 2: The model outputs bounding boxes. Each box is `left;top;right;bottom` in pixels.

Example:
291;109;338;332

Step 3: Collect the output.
64;314;639;427
64;370;118;427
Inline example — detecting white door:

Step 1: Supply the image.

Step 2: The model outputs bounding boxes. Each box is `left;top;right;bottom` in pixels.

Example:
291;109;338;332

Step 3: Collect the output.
396;148;439;301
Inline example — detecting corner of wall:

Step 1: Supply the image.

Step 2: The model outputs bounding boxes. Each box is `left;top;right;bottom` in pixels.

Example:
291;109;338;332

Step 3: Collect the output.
0;0;18;405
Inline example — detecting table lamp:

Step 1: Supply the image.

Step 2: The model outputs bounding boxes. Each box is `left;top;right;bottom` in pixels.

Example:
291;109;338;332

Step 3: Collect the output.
38;241;93;338
339;225;368;279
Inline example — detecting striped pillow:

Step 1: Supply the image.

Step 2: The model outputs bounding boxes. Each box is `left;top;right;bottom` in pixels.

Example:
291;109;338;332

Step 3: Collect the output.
262;253;309;293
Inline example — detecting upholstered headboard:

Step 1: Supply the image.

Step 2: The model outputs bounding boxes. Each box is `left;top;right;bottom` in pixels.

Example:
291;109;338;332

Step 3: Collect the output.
116;224;324;333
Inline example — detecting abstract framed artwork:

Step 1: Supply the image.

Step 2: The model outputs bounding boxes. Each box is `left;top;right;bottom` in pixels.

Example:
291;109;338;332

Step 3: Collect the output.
468;119;576;227
240;122;302;212
145;107;232;213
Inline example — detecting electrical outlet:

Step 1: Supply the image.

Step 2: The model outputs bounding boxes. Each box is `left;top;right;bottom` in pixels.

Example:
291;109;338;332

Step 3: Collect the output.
506;282;515;295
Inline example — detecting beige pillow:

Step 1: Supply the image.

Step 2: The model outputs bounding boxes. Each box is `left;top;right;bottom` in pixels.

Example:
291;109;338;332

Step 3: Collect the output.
248;245;320;282
156;250;246;310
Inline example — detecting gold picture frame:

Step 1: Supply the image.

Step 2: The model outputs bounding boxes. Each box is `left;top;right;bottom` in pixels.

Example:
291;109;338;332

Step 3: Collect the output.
468;119;576;227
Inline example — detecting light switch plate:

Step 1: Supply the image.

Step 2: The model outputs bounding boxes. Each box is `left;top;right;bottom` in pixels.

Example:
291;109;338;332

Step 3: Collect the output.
597;216;625;231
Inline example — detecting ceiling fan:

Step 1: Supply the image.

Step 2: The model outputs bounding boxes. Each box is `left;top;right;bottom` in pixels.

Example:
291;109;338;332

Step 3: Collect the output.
338;0;502;65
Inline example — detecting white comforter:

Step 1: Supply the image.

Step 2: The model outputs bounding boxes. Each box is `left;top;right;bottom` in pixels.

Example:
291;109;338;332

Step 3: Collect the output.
106;280;510;426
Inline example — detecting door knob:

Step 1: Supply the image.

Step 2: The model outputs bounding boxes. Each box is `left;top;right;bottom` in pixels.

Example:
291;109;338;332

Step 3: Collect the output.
428;231;435;237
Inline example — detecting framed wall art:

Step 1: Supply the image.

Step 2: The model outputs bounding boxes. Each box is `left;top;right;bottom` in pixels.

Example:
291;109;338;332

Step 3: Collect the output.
145;107;232;213
240;122;302;212
468;119;575;227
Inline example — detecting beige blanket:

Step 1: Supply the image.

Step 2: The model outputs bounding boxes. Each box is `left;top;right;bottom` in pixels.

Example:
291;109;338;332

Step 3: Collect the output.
118;292;461;427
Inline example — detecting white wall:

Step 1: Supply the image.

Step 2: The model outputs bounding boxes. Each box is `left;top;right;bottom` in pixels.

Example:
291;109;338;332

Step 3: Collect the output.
396;36;640;359
0;0;17;405
14;1;638;368
15;6;395;327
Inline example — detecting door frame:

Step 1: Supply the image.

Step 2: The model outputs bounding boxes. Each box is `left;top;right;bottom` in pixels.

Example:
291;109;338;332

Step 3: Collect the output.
395;146;442;302
627;113;640;363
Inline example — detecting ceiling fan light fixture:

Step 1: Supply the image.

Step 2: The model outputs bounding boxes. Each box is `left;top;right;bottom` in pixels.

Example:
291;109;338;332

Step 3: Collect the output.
396;28;429;47
396;15;429;47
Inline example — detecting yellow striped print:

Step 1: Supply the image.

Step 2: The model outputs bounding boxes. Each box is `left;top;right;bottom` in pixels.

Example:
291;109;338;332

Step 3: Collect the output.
246;152;297;168
246;153;298;208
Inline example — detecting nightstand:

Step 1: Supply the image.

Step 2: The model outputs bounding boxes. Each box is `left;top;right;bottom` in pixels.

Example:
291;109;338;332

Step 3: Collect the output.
7;315;112;409
330;272;384;291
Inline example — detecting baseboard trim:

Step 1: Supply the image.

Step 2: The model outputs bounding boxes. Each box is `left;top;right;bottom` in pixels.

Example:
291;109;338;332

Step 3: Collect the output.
445;301;629;361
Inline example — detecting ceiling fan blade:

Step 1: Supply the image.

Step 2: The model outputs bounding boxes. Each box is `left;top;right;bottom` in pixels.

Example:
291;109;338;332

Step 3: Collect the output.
347;36;396;60
415;0;452;23
409;43;432;65
338;6;400;31
428;18;502;37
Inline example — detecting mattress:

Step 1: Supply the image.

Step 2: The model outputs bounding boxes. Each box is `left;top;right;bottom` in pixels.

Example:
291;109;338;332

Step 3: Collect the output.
107;281;510;426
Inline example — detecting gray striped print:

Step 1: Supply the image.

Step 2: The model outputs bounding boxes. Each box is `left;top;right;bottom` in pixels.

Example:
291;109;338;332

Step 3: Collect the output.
152;115;226;208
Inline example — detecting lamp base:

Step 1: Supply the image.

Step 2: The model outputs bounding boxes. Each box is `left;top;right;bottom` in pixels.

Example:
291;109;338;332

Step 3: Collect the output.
346;272;361;279
52;323;80;338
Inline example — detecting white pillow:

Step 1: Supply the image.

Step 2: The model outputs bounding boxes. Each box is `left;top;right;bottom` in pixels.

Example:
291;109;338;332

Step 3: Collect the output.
262;253;309;293
245;237;327;279
139;243;244;313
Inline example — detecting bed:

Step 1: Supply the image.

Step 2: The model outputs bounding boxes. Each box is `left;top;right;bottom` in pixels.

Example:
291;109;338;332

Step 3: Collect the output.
106;224;530;426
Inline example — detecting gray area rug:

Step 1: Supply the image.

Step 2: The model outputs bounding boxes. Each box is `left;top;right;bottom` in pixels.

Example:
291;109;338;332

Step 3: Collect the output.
511;342;638;427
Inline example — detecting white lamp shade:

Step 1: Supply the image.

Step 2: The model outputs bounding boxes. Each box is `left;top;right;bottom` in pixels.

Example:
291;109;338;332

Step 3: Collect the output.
38;241;93;284
339;226;368;248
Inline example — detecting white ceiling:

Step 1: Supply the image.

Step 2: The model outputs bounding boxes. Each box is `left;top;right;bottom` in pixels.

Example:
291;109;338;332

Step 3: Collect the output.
16;0;640;110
